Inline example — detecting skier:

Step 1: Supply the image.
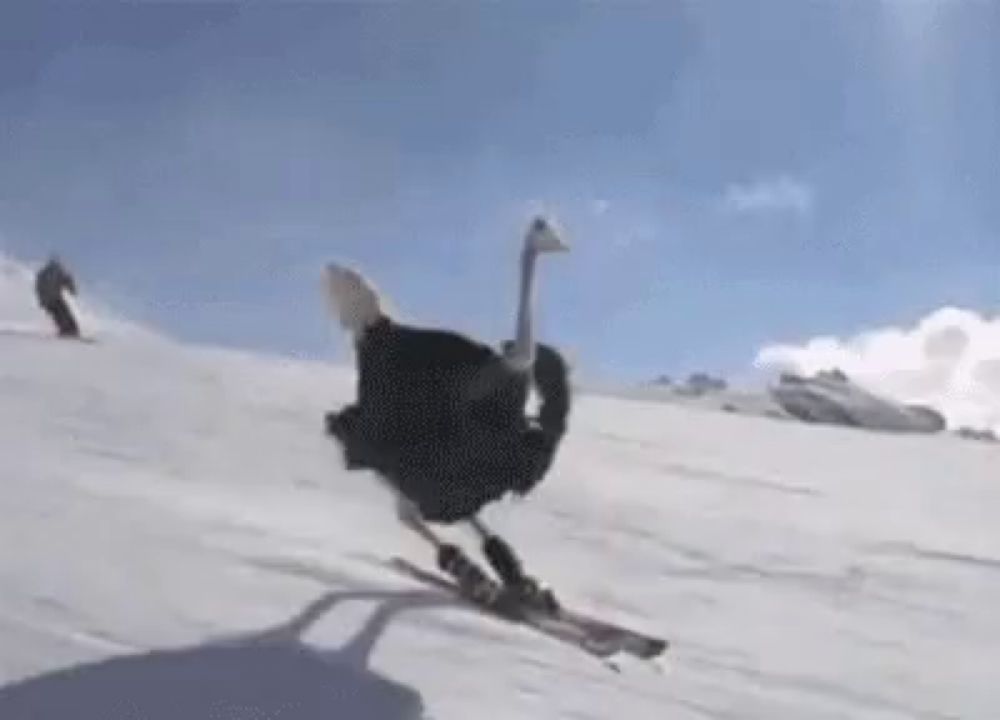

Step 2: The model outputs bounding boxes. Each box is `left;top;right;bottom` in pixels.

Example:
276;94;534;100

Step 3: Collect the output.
321;220;669;662
34;255;80;338
323;217;571;612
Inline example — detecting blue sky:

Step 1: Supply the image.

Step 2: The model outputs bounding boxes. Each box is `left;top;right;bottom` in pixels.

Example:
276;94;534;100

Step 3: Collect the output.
1;2;997;380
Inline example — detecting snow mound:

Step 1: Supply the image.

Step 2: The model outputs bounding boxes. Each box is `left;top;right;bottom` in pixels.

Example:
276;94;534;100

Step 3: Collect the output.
756;306;1000;435
770;369;946;434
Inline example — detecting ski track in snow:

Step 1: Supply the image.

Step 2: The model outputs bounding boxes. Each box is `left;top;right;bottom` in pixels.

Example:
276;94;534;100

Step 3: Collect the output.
1;290;999;717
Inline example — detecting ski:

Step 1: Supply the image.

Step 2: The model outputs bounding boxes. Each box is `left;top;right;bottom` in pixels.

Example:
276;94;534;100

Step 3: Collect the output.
387;557;668;669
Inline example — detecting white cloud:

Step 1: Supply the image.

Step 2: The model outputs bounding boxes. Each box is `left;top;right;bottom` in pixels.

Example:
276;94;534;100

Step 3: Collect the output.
755;306;1000;433
723;176;814;215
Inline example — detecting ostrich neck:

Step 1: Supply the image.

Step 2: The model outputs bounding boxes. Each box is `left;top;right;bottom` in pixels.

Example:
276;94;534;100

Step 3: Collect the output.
507;247;538;372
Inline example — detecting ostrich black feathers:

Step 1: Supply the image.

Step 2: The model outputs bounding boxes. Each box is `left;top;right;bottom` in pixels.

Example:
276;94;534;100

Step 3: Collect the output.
325;315;571;523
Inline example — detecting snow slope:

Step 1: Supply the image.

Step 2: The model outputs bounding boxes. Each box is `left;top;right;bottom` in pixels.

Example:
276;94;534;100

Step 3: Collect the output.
1;264;999;719
586;380;792;421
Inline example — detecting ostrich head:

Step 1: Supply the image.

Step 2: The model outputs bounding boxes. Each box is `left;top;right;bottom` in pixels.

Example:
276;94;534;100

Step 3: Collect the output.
524;216;569;255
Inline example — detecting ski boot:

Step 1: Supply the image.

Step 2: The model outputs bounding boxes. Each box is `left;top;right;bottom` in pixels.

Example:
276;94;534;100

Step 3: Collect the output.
437;543;506;608
483;535;560;615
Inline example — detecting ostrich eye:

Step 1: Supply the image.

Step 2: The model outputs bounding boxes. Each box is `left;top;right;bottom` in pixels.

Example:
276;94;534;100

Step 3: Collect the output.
531;217;547;232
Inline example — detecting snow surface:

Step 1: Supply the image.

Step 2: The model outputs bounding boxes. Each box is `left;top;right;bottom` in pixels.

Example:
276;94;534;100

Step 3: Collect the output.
2;257;999;719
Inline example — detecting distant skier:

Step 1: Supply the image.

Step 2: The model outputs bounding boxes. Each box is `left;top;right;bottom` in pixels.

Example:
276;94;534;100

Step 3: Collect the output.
34;256;80;338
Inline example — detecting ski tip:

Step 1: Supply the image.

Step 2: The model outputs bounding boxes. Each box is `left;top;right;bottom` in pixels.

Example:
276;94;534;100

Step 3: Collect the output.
608;650;670;676
642;637;669;658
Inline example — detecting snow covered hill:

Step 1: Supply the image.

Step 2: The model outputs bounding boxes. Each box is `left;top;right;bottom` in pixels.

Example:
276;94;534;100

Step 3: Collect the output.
1;256;998;719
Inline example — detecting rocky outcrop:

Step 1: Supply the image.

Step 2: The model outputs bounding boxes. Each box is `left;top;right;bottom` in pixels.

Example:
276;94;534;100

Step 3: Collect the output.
770;370;946;434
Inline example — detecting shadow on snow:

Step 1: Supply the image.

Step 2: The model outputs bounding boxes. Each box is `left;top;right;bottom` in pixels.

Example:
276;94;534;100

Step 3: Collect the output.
0;578;467;720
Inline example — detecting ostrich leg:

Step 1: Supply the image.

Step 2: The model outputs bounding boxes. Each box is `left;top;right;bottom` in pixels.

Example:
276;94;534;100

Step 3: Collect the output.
468;517;560;613
393;495;500;604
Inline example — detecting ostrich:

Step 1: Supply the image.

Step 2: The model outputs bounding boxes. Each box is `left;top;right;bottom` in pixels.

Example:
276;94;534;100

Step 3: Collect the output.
323;217;571;609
